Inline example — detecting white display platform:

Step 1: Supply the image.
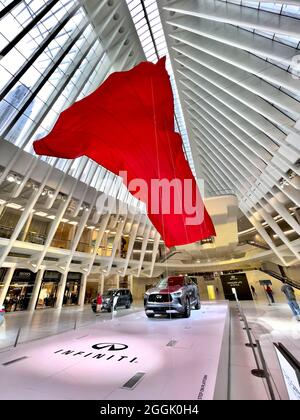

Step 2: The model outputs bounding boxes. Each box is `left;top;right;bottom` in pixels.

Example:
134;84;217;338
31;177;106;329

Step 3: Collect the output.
0;301;229;400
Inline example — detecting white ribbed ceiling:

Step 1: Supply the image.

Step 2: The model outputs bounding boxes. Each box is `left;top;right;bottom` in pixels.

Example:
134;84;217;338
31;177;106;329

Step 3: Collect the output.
147;0;300;265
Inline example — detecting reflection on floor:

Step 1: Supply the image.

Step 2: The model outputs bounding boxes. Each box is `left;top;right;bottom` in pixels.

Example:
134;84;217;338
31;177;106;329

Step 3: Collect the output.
1;300;299;400
0;302;229;400
230;301;300;400
0;305;141;351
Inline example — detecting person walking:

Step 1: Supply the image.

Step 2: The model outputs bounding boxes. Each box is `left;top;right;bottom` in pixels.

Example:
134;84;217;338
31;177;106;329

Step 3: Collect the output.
265;285;275;304
281;280;300;321
96;293;103;313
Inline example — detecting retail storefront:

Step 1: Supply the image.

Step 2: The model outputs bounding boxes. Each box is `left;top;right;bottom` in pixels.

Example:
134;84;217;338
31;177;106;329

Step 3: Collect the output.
85;282;99;304
63;272;82;306
4;269;36;312
36;271;61;309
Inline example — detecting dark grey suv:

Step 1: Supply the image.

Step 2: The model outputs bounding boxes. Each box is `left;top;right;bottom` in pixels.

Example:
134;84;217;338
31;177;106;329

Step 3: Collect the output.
92;288;133;312
144;276;200;318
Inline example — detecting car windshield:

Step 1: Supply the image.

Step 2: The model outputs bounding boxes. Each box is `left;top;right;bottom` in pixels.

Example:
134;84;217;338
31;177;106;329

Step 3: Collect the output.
157;277;185;288
103;290;116;297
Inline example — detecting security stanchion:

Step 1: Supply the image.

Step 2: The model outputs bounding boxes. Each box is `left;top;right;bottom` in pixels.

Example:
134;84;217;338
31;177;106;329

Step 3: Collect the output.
232;288;265;378
14;327;21;348
256;340;276;399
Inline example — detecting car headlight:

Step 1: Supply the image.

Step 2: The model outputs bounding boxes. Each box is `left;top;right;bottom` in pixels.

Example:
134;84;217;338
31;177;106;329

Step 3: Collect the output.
171;291;182;298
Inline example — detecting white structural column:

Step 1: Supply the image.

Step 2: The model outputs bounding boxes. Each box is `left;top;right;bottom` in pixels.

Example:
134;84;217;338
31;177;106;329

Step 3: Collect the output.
128;274;133;293
55;271;68;309
99;273;105;296
20;211;33;242
86;212;112;274
33;157;88;270
115;274;120;289
28;268;45;311
78;273;88;306
137;224;152;276
0;163;55;266
150;232;161;278
0;266;15;307
0;203;6;218
121;213;143;276
106;214;128;275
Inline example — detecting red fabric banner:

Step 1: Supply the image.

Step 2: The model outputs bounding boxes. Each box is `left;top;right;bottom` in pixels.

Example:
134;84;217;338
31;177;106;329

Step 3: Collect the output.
34;57;215;247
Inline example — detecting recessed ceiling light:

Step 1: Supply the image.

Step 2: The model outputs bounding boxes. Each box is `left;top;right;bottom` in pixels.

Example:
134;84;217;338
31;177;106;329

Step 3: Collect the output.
7;175;15;183
34;211;48;217
61;218;69;223
6;203;22;209
47;215;56;220
68;221;78;225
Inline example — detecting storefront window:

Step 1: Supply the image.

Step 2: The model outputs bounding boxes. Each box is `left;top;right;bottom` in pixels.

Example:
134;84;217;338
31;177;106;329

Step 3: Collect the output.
63;272;81;306
4;269;36;312
36;270;61;309
84;282;98;304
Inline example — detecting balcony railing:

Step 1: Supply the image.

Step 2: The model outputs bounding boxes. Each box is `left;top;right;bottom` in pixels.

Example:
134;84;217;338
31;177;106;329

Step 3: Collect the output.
0;225;154;261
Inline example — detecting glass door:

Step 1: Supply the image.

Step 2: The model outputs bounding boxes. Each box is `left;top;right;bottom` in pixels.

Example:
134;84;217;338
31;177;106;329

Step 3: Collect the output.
63;280;81;306
4;282;34;312
37;282;59;308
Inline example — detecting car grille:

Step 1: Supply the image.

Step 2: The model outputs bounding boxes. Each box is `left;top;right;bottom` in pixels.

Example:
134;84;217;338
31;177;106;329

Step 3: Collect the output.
148;294;172;303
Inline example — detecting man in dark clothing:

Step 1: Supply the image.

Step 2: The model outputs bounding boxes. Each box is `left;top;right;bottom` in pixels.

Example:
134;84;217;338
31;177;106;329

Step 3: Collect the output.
281;280;300;320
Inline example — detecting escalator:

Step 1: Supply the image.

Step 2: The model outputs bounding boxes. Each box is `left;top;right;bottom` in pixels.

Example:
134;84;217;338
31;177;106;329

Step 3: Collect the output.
259;268;300;290
159;250;181;263
238;240;270;250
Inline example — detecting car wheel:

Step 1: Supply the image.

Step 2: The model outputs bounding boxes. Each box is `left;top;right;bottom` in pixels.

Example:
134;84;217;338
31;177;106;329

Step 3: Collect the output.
183;299;191;318
107;306;112;313
125;303;131;309
146;313;154;318
194;299;201;310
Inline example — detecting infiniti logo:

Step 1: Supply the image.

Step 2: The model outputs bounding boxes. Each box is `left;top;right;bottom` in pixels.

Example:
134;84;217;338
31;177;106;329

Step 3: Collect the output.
54;341;138;364
92;342;128;351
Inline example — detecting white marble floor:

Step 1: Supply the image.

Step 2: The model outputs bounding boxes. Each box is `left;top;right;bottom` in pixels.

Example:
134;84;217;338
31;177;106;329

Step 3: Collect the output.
237;301;300;400
0;304;141;351
1;300;299;400
0;302;229;400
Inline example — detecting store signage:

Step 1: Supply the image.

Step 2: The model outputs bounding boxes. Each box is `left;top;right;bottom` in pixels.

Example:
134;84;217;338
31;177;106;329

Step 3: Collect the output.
13;269;36;283
43;271;61;281
54;342;138;364
274;343;300;400
220;273;253;301
92;342;128;351
67;272;82;280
